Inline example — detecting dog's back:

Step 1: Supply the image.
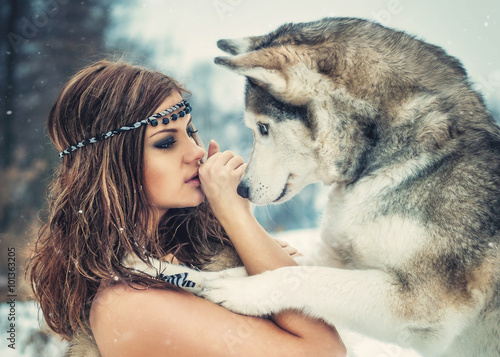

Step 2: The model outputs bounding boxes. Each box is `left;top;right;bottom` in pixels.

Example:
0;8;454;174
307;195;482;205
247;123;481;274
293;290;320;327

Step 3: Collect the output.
312;19;500;357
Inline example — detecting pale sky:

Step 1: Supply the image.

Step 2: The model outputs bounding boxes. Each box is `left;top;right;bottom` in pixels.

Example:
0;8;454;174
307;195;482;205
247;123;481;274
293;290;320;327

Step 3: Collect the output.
110;0;500;111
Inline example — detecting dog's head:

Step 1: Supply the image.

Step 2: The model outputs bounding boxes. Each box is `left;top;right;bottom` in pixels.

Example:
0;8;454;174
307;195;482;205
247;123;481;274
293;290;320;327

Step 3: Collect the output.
215;18;467;205
215;18;381;205
214;54;327;205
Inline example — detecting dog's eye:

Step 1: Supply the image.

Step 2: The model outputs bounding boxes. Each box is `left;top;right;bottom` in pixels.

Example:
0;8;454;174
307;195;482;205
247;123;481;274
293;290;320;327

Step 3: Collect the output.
258;122;269;136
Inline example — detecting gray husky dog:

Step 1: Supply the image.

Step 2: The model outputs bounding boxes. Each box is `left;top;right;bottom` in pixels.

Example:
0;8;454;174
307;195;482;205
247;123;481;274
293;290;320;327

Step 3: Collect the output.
126;17;500;357
190;17;500;357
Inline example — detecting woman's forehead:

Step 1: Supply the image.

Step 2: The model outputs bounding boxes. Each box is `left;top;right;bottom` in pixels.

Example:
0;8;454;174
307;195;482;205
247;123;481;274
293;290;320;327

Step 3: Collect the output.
145;96;192;139
155;92;183;113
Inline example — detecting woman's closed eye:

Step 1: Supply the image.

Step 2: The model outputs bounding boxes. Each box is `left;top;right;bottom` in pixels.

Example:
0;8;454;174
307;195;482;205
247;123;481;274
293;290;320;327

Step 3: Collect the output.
154;124;198;150
154;136;176;150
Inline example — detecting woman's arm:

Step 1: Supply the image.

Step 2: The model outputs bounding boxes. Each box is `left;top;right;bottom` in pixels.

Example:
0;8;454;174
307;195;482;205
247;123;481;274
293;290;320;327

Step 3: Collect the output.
198;140;346;353
90;282;345;357
199;141;297;274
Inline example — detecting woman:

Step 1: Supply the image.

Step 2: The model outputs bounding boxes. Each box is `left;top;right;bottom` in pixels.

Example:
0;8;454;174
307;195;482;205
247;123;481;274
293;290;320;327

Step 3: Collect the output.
26;60;346;356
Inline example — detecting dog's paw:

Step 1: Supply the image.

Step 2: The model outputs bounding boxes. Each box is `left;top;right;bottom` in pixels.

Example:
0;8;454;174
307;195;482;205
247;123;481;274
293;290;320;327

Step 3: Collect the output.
198;271;284;317
122;253;219;293
122;253;156;275
159;269;222;294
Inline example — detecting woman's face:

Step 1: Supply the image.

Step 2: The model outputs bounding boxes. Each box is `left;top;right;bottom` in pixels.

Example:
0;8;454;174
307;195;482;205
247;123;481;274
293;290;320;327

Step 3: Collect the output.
143;92;206;217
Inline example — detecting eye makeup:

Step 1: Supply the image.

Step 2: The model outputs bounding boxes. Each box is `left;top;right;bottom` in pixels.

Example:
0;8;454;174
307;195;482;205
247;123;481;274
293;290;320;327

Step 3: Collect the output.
154;136;176;150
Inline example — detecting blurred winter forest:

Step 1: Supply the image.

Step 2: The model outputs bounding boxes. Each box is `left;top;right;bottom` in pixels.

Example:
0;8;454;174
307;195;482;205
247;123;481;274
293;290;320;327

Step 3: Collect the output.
1;0;112;301
0;0;326;304
0;0;327;351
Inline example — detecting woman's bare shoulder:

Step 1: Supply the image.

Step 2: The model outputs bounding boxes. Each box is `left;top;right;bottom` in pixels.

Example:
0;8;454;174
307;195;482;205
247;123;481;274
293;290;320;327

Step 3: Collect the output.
90;282;197;356
91;280;187;313
89;281;342;357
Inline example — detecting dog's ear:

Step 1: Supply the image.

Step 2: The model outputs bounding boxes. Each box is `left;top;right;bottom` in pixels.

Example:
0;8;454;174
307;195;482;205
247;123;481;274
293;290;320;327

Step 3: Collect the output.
214;49;322;105
214;54;287;93
216;35;265;55
216;38;251;55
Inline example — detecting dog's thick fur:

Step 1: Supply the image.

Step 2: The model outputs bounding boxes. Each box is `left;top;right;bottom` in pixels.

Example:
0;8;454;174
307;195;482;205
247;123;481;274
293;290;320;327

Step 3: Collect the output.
192;18;500;357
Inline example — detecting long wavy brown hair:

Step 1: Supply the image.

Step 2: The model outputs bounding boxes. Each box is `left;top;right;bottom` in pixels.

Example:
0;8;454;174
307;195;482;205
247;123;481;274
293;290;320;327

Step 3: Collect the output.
25;60;231;340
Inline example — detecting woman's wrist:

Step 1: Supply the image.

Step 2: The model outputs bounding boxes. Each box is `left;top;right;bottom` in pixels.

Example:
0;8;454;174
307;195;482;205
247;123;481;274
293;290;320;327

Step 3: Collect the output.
213;202;253;233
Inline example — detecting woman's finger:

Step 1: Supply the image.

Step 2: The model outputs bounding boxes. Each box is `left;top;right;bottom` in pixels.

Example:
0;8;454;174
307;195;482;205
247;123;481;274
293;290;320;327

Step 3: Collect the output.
274;238;302;257
202;150;232;172
274;238;288;248
234;163;247;177
207;140;220;159
213;150;237;167
226;155;245;171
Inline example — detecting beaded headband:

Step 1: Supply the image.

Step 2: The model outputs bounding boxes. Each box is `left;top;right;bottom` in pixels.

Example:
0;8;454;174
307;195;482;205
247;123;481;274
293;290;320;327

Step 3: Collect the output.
58;99;192;158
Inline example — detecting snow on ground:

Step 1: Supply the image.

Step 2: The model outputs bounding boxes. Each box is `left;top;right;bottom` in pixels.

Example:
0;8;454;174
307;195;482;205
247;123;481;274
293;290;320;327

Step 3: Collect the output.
0;300;67;357
275;229;423;357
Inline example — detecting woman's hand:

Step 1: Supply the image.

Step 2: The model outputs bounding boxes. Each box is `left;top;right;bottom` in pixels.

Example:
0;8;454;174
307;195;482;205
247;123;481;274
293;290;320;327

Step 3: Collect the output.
199;140;250;222
274;238;303;258
160;254;180;264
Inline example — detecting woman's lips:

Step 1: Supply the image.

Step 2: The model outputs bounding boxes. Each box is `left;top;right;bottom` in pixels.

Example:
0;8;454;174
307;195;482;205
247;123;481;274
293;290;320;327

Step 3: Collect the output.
186;175;201;186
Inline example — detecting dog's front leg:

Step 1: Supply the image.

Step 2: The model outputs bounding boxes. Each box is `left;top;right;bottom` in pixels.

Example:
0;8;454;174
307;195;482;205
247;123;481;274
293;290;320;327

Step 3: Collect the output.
200;265;467;356
294;242;348;268
122;253;208;292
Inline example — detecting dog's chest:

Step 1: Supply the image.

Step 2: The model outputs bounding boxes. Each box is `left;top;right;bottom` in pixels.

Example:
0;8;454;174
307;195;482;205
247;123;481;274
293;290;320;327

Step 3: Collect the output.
320;184;427;269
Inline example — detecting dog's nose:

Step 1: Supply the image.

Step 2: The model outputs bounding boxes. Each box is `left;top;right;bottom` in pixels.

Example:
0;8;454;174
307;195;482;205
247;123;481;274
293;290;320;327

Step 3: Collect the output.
237;182;250;199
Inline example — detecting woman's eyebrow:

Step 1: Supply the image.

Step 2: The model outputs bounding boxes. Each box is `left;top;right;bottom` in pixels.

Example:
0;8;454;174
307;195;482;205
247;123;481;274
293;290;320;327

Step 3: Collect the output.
149;128;177;139
148;117;192;139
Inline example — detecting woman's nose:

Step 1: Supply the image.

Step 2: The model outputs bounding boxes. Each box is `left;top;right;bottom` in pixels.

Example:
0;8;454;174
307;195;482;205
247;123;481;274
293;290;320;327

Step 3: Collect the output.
184;139;206;164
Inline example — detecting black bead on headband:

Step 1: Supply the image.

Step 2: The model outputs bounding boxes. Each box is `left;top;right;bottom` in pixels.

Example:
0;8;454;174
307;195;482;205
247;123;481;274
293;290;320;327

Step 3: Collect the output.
58;100;192;158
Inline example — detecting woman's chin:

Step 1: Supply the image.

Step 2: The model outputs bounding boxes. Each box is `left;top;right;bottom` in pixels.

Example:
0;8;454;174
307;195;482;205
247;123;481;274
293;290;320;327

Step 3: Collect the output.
188;190;206;208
